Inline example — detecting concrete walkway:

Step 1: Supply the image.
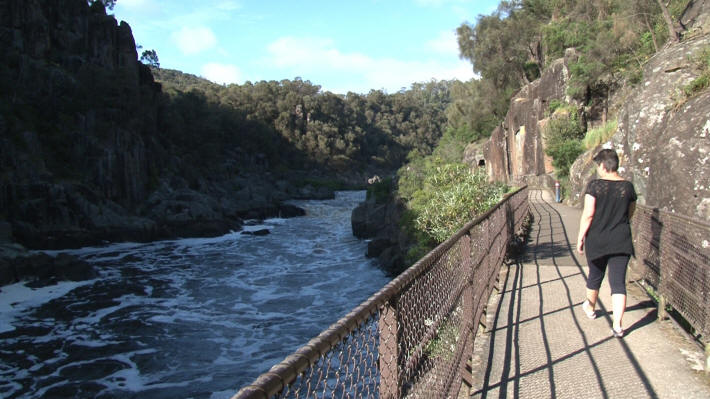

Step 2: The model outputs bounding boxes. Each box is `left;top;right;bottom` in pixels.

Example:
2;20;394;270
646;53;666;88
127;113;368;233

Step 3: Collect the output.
468;189;710;399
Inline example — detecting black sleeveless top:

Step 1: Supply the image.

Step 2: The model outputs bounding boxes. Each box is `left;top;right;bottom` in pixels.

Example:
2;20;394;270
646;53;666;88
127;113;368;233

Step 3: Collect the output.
584;179;637;261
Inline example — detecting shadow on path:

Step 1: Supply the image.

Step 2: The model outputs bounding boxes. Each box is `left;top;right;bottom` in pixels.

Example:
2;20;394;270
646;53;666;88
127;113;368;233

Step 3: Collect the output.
471;190;662;399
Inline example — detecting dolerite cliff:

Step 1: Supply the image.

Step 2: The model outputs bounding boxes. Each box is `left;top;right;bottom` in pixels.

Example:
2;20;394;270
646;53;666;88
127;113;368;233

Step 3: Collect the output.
0;0;324;285
479;50;575;186
568;31;710;221
479;3;710;223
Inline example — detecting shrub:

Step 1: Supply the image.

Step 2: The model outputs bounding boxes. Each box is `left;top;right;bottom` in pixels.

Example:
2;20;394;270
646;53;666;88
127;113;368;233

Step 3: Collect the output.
583;119;617;150
433;125;482;163
547;99;564;116
567;56;604;100
671;46;710;110
542;19;593;61
408;163;507;243
366;177;393;204
544;112;585;178
683;47;710;97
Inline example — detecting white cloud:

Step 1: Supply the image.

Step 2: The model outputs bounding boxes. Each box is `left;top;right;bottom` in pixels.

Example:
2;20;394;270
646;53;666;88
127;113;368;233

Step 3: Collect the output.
414;0;467;7
215;1;243;11
265;36;474;93
114;0;162;18
116;0;151;9
201;63;242;85
267;37;370;70
426;30;460;56
171;26;217;55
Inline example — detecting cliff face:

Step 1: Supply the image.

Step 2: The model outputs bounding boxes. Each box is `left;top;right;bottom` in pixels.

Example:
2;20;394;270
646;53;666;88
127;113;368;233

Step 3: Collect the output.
483;51;577;185
483;5;710;223
0;0;321;251
569;32;710;221
0;0;163;247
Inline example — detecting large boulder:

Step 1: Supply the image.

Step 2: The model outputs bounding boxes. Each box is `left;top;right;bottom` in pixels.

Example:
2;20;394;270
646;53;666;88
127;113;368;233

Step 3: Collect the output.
1;252;97;288
352;195;409;275
7;182;158;249
351;200;388;239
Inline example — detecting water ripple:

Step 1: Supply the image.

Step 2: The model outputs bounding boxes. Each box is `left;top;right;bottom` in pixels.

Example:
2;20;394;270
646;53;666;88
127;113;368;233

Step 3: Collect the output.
0;191;389;398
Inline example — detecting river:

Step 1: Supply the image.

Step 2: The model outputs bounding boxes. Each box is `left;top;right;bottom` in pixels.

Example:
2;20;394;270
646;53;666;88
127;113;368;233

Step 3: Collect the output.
0;191;390;398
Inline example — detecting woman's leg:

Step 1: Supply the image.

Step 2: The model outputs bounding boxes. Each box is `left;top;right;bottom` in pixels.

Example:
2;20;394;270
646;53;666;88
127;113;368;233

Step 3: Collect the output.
607;255;631;331
611;294;627;331
586;255;608;309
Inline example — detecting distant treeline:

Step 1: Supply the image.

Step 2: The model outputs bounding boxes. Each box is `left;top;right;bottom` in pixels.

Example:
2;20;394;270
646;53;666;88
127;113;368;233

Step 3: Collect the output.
151;69;456;177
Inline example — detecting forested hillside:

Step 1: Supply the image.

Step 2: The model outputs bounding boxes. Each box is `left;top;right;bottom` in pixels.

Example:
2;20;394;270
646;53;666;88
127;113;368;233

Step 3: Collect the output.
0;0;453;250
358;0;701;274
151;68;452;173
452;0;689;137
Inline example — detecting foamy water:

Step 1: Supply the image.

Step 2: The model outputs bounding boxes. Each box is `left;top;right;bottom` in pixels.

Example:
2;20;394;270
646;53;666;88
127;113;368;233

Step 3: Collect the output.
0;191;390;398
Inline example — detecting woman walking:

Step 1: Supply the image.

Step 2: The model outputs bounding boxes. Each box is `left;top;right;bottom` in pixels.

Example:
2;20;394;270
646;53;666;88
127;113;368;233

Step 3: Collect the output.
576;149;637;337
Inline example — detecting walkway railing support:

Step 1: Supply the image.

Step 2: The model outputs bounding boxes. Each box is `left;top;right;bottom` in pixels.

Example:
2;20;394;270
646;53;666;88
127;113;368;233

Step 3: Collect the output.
379;299;400;399
657;295;668;321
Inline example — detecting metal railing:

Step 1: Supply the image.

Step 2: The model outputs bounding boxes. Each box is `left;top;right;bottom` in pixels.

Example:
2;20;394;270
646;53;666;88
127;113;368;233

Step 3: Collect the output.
233;186;529;398
630;204;710;344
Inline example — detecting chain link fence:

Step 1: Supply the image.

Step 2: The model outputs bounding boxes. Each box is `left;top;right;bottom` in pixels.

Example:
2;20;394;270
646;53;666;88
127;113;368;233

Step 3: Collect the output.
631;204;710;343
233;186;529;399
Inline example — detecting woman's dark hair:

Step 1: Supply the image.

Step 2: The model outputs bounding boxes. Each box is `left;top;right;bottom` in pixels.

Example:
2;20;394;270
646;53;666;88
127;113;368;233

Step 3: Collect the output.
593;149;619;172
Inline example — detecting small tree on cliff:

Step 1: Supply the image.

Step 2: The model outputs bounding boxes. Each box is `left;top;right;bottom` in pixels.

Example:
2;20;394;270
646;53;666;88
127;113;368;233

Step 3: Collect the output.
656;0;682;43
140;49;160;68
88;0;116;11
543;109;585;179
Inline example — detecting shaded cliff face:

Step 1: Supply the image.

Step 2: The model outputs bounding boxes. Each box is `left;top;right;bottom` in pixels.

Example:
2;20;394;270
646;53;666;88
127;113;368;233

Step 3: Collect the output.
1;0;160;203
483;52;576;184
1;1;316;250
0;0;166;248
569;33;710;222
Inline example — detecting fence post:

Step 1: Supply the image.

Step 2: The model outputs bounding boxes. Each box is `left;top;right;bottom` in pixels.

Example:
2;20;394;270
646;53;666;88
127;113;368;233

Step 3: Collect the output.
657;295;668;321
379;299;400;399
657;210;669;322
705;342;709;375
481;217;493;333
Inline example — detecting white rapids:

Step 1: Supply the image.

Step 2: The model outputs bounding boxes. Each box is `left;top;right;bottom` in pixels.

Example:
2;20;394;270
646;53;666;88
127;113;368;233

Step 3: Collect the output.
0;191;390;399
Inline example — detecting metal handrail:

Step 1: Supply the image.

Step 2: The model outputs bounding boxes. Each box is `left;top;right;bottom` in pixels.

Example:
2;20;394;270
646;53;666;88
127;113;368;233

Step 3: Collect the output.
233;186;530;398
631;203;710;343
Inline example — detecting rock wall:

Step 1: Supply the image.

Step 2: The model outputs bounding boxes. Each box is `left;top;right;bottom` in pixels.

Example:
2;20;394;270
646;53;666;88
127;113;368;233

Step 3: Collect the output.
484;4;710;224
0;0;333;253
483;51;578;185
351;195;409;275
569;32;710;222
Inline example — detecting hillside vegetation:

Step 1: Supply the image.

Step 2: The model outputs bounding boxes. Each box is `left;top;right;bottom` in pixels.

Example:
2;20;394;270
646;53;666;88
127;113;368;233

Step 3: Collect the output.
0;0;461;249
381;0;693;266
453;0;688;141
151;69;454;176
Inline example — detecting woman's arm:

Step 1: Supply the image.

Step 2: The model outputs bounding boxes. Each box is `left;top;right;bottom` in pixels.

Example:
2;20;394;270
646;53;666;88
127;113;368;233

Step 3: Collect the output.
577;194;596;254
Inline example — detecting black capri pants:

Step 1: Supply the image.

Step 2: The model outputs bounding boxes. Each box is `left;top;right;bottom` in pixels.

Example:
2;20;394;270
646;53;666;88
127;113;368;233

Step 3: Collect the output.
586;254;631;295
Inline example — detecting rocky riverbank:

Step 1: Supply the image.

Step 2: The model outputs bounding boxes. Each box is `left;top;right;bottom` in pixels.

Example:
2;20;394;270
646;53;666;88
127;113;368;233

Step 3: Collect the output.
0;175;334;288
351;194;412;276
5;174;331;248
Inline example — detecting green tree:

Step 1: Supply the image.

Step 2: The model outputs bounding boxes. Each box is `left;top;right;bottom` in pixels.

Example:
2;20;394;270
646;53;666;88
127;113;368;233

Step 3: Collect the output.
407;162;507;243
88;0;116;10
140;49;160;68
543;110;585;178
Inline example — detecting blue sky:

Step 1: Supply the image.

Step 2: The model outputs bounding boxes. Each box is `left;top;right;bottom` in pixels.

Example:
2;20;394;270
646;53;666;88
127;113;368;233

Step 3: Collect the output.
113;0;500;94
